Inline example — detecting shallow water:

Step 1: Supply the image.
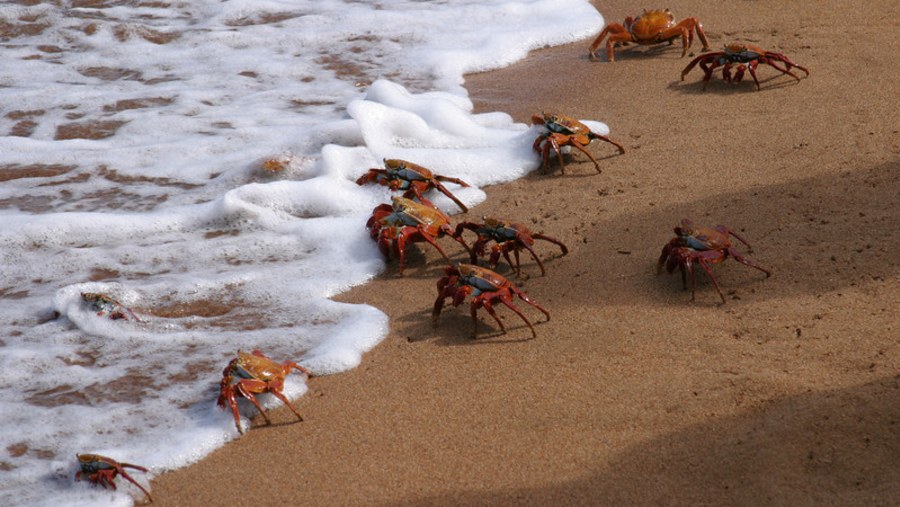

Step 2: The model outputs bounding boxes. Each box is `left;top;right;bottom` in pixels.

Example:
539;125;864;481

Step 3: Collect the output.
0;1;606;504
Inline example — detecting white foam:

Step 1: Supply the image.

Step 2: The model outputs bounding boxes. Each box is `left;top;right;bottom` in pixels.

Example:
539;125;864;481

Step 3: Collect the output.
0;0;608;504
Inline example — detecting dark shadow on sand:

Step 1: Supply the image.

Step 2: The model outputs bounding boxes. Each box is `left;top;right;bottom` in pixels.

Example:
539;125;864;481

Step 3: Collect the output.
383;374;900;506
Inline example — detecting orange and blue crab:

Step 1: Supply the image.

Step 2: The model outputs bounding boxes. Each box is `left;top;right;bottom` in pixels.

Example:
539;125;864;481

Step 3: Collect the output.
356;158;471;212
531;112;625;174
80;292;141;321
681;42;810;90
75;453;152;502
218;349;311;435
658;219;772;303
367;196;470;274
433;263;550;339
455;217;568;277
589;9;710;62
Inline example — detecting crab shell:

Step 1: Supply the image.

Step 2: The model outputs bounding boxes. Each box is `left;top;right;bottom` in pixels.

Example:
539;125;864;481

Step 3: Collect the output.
382;159;436;185
226;350;287;382
722;42;765;62
674;219;732;251
387;196;452;231
627;9;676;42
539;112;592;137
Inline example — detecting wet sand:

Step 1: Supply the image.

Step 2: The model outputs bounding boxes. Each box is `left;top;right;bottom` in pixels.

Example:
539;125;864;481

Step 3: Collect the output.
149;1;899;505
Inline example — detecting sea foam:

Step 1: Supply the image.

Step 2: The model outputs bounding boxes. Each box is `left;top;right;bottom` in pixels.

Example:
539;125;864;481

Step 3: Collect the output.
0;1;605;504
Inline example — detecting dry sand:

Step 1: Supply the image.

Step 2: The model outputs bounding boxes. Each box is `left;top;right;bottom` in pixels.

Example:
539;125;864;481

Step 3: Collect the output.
149;1;899;505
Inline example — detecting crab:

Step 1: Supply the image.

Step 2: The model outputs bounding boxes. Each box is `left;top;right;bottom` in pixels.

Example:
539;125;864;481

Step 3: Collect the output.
658;219;772;303
218;349;311;435
80;292;141;321
589;9;710;62
75;453;153;503
681;42;810;90
531;112;625;174
356;158;471;212
367;196;470;274
455;217;569;276
433;263;550;339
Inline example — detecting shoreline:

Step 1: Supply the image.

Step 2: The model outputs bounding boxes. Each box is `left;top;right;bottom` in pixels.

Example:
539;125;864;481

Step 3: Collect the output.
148;1;899;505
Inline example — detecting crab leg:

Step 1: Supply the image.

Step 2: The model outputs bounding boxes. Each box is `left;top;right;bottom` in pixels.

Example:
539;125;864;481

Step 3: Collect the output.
694;256;727;303
657;27;689;57
431;181;470;213
222;395;245;434
394;230;414;273
285;360;311;376
725;247;773;278
494;294;538;338
509;239;546;276
494;244;518;275
265;387;304;422
235;379;273;424
433;282;471;325
767;53;810;77
569;141;602;173
745;61;761;89
407;182;468;213
723;62;735;83
511;287;551;322
113;465;153;502
702;60;723;90
588;132;627;154
682;257;693;293
542;134;568;173
391;230;406;269
681;52;721;80
718;226;753;250
589;24;631;61
534;233;569;257
512;247;524;275
762;58;805;83
476;296;509;337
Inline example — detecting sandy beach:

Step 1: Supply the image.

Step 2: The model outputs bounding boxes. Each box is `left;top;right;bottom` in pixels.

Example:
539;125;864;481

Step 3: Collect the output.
150;1;899;505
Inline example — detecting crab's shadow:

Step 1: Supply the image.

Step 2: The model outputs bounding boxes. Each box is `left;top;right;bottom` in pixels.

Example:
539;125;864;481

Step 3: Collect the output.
670;74;807;95
586;42;701;63
529;152;626;180
399;303;545;347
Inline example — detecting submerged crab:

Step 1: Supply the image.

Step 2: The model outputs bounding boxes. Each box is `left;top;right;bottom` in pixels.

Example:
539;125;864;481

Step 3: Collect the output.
455;217;568;276
658;219;772;303
218;349;311;435
80;292;141;321
589;9;710;62
532;112;625;174
367;196;470;274
356;158;471;212
75;453;152;503
681;42;810;90
433;263;550;339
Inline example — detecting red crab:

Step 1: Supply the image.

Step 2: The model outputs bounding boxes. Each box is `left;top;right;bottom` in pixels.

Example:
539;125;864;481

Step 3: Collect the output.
75;453;152;502
455;217;568;276
356;158;471;212
658;219;772;303
531;112;625;174
81;292;141;321
218;349;311;435
367;196;470;274
589;8;710;62
681;42;810;90
433;263;550;339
